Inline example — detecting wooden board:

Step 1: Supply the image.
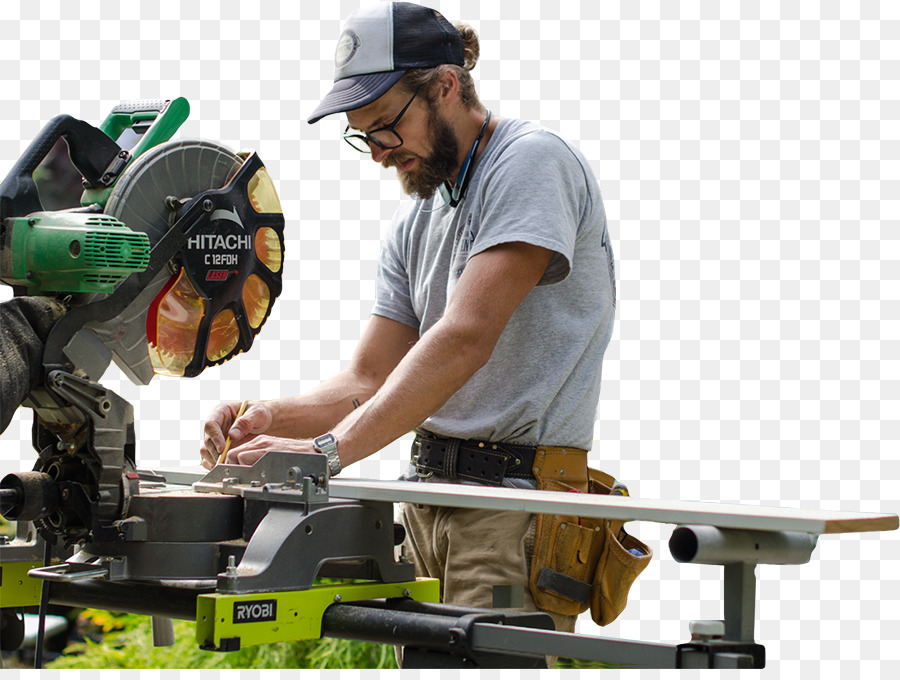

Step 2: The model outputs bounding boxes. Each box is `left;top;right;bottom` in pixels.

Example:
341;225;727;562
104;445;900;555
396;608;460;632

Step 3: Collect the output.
328;479;899;535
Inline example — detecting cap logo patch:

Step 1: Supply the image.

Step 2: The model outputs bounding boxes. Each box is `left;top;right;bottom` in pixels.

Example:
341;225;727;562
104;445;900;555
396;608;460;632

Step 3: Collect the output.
335;30;361;68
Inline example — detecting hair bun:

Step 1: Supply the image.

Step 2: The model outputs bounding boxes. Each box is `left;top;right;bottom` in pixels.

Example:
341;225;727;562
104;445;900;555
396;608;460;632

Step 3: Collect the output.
455;23;480;71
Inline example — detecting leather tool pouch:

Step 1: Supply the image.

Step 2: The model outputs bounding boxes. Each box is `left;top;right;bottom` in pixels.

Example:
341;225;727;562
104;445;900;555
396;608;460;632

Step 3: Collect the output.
529;448;652;625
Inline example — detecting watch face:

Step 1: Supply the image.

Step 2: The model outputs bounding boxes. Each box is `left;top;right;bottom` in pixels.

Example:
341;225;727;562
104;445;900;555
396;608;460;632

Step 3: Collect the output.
314;433;336;451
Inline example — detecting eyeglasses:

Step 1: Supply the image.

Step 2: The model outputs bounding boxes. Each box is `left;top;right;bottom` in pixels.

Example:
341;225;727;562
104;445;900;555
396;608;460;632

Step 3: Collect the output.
343;86;422;153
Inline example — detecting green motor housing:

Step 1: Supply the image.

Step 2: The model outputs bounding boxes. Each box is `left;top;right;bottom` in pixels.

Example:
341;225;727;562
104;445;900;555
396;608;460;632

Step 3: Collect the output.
0;211;151;294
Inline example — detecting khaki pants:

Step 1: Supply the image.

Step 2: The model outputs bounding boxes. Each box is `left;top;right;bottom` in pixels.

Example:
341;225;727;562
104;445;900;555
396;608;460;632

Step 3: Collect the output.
398;502;578;666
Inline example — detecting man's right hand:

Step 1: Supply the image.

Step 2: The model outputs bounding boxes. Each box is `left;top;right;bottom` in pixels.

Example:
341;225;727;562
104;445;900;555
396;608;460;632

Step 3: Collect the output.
200;400;273;469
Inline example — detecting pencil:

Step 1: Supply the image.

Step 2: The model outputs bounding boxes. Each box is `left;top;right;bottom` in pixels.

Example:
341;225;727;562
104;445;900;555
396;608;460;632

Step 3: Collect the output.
217;400;249;465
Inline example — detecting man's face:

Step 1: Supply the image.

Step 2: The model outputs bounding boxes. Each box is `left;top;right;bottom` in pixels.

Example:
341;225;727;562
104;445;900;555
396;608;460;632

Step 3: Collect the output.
347;85;460;200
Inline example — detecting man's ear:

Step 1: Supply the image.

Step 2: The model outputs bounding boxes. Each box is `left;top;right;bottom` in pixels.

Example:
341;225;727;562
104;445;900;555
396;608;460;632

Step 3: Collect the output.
438;66;460;104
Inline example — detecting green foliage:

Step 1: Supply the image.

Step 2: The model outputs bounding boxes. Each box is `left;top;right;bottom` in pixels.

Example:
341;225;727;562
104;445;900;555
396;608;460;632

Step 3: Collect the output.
0;517;14;541
78;609;141;634
45;612;398;670
557;657;615;669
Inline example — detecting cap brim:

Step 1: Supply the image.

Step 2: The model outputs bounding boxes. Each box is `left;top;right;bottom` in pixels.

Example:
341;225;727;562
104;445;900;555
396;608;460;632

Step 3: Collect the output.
307;71;407;124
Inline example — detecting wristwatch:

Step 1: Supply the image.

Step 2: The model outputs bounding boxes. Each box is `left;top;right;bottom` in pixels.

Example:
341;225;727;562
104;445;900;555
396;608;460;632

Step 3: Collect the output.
313;433;342;477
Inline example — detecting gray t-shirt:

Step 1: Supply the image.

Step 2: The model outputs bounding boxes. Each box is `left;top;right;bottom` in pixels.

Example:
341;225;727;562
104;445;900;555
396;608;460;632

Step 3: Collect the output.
373;118;615;455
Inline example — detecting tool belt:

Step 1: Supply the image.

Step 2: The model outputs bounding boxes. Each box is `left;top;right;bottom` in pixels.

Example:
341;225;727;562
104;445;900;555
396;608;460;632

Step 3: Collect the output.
529;447;652;626
411;436;651;626
411;434;537;485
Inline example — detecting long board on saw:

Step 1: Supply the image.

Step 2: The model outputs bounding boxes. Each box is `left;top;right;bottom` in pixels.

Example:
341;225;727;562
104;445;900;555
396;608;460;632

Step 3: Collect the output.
328;478;898;535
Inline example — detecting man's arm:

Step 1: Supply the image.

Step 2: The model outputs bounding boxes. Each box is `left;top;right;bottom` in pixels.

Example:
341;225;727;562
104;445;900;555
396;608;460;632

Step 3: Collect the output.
199;314;418;466
222;241;554;468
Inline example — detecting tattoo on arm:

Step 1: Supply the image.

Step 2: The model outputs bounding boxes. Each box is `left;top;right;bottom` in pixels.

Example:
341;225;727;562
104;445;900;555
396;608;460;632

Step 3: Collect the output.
352;398;361;410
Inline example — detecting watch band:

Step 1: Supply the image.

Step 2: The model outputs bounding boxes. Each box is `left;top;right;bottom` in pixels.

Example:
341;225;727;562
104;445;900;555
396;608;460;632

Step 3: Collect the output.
313;433;342;477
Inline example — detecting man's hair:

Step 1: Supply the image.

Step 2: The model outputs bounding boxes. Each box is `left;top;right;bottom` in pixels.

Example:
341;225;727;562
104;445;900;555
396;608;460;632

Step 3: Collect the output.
398;22;482;110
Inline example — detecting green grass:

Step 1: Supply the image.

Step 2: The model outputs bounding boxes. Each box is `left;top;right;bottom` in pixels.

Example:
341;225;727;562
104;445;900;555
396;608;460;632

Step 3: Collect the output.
46;610;398;670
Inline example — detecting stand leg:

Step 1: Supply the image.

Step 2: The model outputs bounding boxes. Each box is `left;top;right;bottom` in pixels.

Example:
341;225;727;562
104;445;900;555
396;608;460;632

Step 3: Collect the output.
723;562;756;642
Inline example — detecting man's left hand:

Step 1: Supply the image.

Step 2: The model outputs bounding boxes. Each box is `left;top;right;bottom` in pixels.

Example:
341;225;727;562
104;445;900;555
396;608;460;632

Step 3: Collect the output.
222;435;316;467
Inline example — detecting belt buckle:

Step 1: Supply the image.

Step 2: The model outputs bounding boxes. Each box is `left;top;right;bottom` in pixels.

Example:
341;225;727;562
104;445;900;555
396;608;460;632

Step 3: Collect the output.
412;439;433;478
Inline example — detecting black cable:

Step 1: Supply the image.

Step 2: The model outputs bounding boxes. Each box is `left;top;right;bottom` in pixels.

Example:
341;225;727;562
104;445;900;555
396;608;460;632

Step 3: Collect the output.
33;538;51;669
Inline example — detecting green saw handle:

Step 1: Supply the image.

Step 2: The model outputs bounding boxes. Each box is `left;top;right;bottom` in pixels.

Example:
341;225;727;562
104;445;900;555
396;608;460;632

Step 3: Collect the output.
98;98;189;156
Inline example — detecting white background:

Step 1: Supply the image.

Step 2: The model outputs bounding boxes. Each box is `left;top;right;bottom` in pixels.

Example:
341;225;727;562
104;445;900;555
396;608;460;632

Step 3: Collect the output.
0;0;896;675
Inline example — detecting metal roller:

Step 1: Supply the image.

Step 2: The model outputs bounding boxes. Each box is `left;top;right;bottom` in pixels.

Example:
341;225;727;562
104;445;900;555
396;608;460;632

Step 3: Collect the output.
669;525;818;566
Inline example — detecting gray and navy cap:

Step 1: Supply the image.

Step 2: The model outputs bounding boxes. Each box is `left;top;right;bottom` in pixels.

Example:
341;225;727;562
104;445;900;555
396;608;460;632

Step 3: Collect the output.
307;2;465;124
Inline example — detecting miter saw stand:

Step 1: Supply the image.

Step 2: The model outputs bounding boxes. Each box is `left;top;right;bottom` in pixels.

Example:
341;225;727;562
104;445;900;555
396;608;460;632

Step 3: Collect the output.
4;447;897;669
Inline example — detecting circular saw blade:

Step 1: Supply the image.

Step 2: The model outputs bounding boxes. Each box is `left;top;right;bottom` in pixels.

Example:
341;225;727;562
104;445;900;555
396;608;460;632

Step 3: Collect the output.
94;139;284;380
106;140;243;245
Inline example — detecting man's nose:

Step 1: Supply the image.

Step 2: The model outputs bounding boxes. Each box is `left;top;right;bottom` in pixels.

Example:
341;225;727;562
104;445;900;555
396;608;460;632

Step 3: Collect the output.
370;142;391;163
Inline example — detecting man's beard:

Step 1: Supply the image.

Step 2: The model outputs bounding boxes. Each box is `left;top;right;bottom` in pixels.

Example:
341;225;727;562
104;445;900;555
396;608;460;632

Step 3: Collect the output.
383;107;459;200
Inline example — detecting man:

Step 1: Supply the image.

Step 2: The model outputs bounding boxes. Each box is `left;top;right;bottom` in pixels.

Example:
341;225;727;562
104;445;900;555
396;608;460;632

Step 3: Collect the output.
200;1;615;640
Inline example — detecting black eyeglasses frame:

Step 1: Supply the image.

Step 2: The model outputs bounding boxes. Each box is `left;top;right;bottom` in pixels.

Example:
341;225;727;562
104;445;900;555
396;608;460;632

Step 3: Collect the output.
342;86;423;153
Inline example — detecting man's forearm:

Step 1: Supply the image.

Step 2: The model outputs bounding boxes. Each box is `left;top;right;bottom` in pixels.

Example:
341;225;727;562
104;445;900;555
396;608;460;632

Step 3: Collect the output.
262;369;380;440
330;315;491;467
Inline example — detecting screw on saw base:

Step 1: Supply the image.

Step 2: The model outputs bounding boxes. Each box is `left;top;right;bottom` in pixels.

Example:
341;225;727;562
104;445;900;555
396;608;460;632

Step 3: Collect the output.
225;555;238;576
202;199;213;211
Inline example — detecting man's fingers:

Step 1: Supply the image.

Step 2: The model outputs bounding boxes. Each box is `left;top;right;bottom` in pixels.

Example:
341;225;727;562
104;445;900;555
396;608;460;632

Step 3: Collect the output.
201;401;247;463
228;403;273;441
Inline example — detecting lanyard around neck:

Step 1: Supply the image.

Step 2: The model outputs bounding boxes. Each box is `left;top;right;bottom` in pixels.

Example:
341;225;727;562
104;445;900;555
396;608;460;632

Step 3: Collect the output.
437;110;492;209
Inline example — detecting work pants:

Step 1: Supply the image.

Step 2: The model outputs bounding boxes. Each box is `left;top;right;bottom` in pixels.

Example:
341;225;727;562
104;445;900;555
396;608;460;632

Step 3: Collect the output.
398;502;578;666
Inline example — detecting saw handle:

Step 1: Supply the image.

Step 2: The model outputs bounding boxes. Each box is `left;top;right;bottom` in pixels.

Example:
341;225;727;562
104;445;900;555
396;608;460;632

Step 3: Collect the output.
108;100;170;115
0;114;122;218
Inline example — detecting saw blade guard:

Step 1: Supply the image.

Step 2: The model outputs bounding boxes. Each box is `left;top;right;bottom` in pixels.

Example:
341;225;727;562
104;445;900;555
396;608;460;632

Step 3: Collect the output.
104;140;285;379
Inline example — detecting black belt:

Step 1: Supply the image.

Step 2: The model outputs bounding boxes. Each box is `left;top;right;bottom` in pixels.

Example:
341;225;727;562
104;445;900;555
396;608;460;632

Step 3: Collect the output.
411;434;538;486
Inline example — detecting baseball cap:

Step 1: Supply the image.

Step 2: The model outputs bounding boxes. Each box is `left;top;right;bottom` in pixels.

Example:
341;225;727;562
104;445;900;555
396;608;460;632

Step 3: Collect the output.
307;2;464;124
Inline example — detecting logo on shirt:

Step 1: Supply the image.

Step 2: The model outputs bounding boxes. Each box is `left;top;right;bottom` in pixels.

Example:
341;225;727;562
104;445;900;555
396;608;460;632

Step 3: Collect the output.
452;212;476;279
602;227;616;307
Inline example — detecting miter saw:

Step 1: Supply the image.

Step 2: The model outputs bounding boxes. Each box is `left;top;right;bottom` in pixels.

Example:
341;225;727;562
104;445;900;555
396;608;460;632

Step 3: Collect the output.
0;100;450;667
0;98;287;546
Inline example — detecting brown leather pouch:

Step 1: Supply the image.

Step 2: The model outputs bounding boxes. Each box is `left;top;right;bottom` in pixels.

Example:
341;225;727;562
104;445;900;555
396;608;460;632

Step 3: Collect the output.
529;450;652;625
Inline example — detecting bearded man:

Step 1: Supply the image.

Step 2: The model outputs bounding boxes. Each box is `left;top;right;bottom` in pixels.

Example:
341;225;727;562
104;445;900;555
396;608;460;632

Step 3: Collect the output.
200;1;617;657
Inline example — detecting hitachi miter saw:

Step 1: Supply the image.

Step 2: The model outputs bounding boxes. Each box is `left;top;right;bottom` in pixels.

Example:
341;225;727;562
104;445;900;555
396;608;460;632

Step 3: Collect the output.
0;97;294;546
0;100;448;666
